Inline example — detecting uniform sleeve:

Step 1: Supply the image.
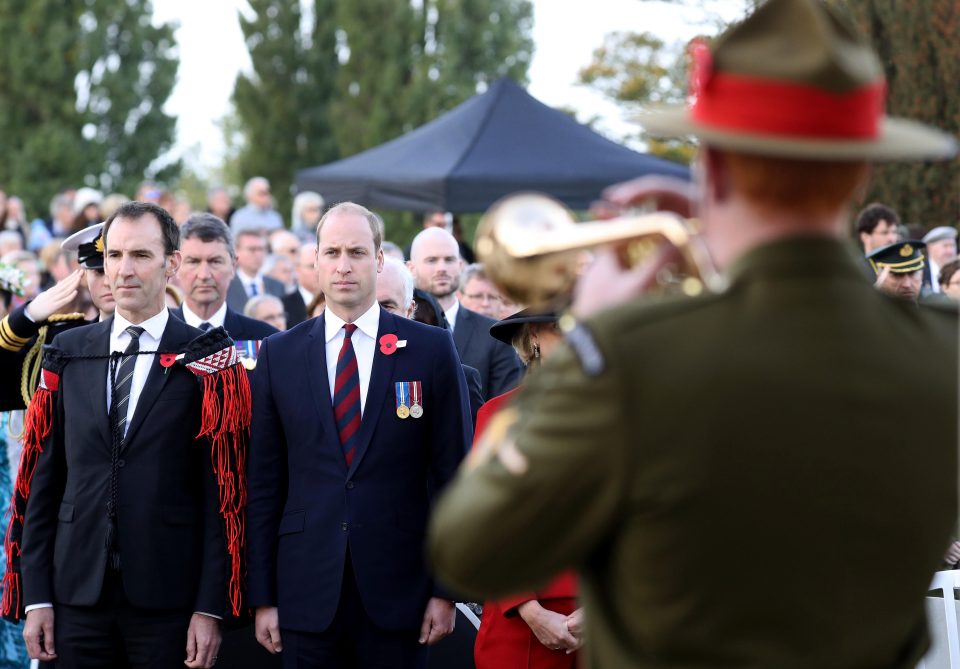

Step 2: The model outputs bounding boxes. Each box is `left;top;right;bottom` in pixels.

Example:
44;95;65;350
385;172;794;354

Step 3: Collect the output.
0;304;39;353
428;339;629;600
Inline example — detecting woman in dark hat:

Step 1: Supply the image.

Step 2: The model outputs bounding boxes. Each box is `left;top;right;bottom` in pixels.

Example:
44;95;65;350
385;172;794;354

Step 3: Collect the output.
472;308;582;669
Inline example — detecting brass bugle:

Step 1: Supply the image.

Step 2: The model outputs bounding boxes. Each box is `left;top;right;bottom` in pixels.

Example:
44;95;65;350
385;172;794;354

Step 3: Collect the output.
475;193;720;311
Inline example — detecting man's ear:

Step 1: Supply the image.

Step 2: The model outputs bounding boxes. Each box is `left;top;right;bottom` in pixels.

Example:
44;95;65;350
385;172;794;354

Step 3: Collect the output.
166;250;182;277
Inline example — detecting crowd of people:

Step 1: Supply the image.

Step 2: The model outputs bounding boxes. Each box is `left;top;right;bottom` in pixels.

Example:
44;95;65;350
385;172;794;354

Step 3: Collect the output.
0;1;958;668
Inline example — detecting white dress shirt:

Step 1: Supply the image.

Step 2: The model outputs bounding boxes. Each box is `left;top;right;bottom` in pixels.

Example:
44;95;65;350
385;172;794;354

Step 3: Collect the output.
180;301;227;329
325;303;380;416
107;309;168;436
237;269;265;298
299;285;314;307
444;300;460;331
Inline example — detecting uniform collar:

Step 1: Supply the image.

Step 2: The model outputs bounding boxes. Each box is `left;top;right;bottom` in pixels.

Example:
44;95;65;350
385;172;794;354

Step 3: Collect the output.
324;302;380;343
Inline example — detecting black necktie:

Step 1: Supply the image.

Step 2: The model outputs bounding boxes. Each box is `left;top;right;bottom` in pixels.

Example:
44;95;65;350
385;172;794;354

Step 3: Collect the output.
111;325;144;438
199;321;212;332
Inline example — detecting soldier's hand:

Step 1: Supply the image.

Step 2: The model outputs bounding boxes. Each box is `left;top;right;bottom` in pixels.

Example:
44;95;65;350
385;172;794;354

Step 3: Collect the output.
518;600;579;652
419;597;455;645
23;607;57;660
25;269;83;322
572;244;681;319
873;265;890;288
184;613;221;668
945;541;960;566
254;606;283;654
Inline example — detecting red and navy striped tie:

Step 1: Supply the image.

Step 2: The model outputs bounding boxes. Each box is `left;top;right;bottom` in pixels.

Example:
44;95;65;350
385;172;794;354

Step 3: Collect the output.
333;323;361;466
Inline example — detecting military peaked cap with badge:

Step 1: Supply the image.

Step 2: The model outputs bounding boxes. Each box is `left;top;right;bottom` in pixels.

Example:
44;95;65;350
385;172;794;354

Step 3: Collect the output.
867;240;926;274
61;222;105;270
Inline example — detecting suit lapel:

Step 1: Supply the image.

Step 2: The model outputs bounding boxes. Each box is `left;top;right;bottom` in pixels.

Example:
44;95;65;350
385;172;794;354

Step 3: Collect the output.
452;306;473;357
305;314;342;468
347;310;398;478
85;317;114;452
121;316;187;451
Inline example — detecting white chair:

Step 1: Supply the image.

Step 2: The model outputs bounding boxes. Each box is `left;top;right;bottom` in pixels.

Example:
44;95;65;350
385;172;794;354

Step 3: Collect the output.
920;570;960;669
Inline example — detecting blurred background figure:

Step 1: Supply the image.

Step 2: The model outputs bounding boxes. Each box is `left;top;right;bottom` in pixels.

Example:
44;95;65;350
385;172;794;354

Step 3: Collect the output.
244;294;287;331
284;243;318;327
135;180;163;203
921;226;958;295
306;291;325;319
70;187;102;233
0;231;23;258
381;240;405;261
227;230;285;311
3;196;30;246
206;186;235;225
231;176;283;234
856;203;900;258
869;241;926;302
263;253;296;294
458;264;504;319
938;259;960;299
1;251;41;306
100;193;130;222
290;191;324;241
268;229;301;264
28;192;75;251
164;284;184;309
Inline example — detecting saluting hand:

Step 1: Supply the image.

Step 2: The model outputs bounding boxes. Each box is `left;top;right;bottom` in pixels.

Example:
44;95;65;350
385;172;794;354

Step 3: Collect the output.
25;269;83;322
945;541;960;566
419;597;455;645
255;606;283;654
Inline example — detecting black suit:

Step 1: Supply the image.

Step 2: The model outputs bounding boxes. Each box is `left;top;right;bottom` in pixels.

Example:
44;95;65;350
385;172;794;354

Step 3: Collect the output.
452;305;522;401
462;364;483;428
226;275;286;312
20;315;227;664
283;291;309;328
170;306;278;341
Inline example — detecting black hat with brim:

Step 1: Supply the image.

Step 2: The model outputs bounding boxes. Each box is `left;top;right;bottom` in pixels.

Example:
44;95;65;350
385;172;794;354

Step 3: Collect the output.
489;308;559;346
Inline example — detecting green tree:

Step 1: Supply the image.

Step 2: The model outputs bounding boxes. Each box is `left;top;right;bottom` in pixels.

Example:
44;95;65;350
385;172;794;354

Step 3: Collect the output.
0;0;178;217
232;0;340;217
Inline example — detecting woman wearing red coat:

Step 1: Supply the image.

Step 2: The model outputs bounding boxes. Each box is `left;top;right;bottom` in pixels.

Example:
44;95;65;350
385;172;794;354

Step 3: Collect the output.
472;310;583;669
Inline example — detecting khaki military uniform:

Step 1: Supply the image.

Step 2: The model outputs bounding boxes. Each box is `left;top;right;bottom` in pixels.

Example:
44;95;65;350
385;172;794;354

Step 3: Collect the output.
430;237;958;668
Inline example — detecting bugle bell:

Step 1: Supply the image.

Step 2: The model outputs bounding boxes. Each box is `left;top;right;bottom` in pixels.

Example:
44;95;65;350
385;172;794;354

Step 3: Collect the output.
474;193;720;311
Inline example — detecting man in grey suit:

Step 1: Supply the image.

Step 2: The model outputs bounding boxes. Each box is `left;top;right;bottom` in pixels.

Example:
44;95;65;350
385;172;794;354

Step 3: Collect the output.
226;230;285;312
408;227;521;400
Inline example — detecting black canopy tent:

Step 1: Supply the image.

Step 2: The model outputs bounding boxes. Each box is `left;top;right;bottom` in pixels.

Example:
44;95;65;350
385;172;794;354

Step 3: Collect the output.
295;78;690;213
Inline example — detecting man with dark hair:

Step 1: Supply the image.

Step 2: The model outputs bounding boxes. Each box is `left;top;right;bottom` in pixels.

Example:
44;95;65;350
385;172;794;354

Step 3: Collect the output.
856;203;901;255
431;1;958;667
172;213;277;343
14;200;249;668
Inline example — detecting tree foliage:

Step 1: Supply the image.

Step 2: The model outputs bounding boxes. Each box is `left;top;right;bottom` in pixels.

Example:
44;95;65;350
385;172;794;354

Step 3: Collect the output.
0;0;178;217
232;0;340;217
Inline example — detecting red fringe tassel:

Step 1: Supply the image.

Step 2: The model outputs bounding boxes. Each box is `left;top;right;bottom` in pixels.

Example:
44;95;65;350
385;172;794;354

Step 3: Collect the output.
197;365;251;617
2;387;54;621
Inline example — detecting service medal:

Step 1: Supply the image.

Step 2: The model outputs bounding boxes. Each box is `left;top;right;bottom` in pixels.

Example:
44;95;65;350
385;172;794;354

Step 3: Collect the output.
410;380;423;418
395;381;411;419
397;405;410;419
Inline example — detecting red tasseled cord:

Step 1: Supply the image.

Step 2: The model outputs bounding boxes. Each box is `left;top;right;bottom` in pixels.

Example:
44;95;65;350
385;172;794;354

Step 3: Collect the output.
2;386;53;621
197;365;251;616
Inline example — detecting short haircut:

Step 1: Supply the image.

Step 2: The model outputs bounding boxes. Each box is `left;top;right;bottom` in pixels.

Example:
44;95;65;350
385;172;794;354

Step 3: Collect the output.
235;229;266;248
291;191;325;227
315;202;382;251
383;256;414;305
460;263;488;288
939;258;960;289
244;293;283;319
244;177;269;199
262;253;293;275
104;201;179;256
719;149;870;217
856;203;901;236
180;213;235;259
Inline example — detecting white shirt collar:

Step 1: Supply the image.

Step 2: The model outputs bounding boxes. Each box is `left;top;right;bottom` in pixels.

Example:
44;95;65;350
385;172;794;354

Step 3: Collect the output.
324;302;380;344
112;307;169;343
237;269;260;285
444;300;460;330
180;301;227;329
298;286;314;305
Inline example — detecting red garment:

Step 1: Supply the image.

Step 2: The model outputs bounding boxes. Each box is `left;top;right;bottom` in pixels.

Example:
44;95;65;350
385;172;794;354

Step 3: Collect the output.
472;388;579;669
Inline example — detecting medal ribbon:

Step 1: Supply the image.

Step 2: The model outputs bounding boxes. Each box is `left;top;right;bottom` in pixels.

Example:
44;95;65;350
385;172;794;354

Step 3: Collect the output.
395;381;408;409
411;381;421;407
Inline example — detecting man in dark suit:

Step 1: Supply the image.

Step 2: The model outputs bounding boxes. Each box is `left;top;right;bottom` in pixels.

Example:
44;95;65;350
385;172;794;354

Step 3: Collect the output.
226;230;286;312
171;214;278;342
407;227;521;400
19;202;230;668
247;202;472;668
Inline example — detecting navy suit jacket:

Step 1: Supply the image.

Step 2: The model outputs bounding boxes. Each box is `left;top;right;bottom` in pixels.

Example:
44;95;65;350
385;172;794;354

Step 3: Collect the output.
452;305;522;401
247;308;472;633
170;306;278;341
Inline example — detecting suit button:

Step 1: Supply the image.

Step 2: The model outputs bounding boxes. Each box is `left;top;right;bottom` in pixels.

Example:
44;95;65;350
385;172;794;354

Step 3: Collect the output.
346;481;354;489
117;459;125;468
341;522;348;531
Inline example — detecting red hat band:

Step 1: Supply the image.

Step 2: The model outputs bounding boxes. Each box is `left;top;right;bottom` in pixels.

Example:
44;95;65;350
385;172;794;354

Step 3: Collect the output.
688;42;886;141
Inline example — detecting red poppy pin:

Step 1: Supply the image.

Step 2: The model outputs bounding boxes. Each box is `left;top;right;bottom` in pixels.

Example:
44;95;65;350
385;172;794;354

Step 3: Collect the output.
159;353;178;368
379;334;408;356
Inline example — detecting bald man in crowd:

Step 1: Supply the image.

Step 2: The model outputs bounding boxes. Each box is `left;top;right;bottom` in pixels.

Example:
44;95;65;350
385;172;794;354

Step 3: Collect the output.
407;228;521;400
